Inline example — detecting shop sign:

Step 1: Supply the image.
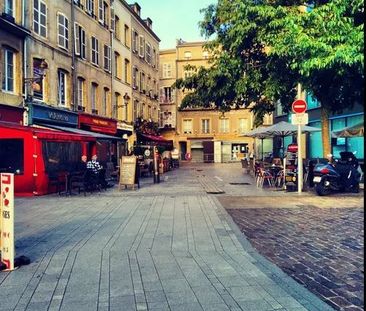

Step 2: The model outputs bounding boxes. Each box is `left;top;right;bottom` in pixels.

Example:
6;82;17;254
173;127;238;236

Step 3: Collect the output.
117;121;133;132
0;173;15;271
28;103;78;127
79;114;117;134
0;104;24;124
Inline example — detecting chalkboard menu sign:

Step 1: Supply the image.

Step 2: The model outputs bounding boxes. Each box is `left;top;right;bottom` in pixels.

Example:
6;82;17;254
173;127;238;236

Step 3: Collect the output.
119;156;137;189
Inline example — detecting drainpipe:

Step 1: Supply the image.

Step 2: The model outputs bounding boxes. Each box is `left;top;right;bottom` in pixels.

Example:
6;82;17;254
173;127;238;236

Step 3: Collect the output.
22;0;29;125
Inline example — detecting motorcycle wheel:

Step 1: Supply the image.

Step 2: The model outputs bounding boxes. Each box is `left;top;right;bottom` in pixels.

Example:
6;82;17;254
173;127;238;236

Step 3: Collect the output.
315;180;331;196
351;183;360;193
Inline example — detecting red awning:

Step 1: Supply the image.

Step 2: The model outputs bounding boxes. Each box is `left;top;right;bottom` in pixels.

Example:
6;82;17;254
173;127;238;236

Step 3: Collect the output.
140;133;170;142
0;122;96;142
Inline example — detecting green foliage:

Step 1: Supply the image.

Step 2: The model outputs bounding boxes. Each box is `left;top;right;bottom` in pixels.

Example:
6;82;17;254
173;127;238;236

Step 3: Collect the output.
174;0;364;124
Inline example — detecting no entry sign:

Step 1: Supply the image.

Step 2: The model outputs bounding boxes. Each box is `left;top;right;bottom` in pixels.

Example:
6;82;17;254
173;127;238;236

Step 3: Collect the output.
292;99;307;114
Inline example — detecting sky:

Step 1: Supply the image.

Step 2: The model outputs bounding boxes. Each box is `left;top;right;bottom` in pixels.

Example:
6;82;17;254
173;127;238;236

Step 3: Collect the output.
133;0;217;49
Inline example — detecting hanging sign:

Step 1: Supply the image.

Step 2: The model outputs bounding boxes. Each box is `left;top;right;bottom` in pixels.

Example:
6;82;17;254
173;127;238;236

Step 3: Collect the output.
0;173;15;271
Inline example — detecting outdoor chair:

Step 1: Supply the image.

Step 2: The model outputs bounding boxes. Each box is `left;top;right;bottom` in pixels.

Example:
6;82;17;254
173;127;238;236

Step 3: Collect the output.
256;167;275;188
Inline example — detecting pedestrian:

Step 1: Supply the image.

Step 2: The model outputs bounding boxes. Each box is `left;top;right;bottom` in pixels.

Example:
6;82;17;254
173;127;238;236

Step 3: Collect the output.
75;155;88;172
87;154;110;189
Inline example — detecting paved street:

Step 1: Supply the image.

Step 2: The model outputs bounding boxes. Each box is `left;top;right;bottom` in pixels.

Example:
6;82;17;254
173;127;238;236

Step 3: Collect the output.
0;162;363;311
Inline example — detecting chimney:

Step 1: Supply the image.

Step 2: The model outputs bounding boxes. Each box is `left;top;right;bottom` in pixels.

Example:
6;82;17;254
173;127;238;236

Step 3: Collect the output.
144;17;153;29
129;2;141;16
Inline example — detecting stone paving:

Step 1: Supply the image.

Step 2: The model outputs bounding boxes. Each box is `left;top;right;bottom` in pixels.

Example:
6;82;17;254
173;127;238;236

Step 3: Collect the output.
225;206;364;311
0;163;336;311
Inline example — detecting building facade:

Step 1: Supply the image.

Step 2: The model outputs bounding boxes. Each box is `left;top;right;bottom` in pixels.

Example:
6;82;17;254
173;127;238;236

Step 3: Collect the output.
0;0;30;124
159;41;270;163
129;3;160;126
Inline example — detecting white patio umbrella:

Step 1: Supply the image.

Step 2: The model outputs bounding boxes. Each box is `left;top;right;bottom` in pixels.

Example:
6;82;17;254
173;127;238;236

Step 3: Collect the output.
240;126;272;160
262;121;321;157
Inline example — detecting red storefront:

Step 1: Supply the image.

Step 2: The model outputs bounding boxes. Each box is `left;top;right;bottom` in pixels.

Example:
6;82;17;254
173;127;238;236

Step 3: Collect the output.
0;122;95;196
78;113;122;164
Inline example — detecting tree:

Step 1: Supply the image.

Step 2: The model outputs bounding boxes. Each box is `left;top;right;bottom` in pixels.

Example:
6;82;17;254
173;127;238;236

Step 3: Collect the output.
174;0;364;156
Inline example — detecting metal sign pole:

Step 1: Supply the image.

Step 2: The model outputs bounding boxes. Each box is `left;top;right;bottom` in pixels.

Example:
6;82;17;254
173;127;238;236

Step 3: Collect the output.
297;123;302;193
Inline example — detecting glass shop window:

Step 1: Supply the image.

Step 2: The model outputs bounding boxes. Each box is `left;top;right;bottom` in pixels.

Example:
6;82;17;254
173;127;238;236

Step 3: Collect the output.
0;139;24;174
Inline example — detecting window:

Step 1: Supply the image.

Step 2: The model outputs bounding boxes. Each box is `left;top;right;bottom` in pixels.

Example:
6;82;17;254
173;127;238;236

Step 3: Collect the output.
91;36;99;65
32;58;45;99
202;51;209;59
239;118;249;133
91;82;98;113
132;66;138;89
114;15;120;40
145;43;152;64
2;49;14;93
0;139;24;174
74;23;86;59
132;30;138;53
139;35;144;58
57;14;69;50
152;48;156;67
184;51;192;59
124;25;130;47
86;0;94;16
103;45;111;72
5;0;14;16
57;70;67;106
114;52;121;79
103;1;108;26
102;87;109;116
140;72;145;93
33;0;47;37
160;87;172;103
162;63;172;78
183;119;192;134
219;118;230;133
124;59;130;84
76;77;84;110
201;119;210;134
133;100;139;120
98;0;104;24
113;92;120;119
123;97;129;121
184;69;194;79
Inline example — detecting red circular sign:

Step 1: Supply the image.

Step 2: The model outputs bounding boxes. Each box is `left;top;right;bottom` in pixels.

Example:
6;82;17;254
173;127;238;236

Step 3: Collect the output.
292;99;307;114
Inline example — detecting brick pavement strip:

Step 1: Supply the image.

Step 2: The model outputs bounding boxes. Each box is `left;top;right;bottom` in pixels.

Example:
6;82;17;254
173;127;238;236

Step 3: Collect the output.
0;164;336;311
222;198;364;311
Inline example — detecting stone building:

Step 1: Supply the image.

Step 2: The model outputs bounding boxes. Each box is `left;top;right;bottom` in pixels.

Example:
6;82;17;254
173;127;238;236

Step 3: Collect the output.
159;40;272;163
0;0;30;124
129;2;160;124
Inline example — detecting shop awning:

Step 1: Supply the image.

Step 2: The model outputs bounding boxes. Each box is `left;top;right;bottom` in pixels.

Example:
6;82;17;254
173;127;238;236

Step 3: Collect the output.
0;121;96;142
42;125;125;141
137;133;173;149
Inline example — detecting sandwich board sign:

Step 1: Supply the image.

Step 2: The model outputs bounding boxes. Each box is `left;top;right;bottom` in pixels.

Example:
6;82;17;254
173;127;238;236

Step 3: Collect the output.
119;156;138;190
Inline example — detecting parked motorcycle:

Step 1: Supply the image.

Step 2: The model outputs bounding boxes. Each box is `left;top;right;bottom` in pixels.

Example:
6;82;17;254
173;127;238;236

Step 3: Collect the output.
313;151;361;196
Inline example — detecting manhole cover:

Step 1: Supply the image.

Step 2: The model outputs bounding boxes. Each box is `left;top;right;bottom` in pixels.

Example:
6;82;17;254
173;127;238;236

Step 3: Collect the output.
229;182;251;185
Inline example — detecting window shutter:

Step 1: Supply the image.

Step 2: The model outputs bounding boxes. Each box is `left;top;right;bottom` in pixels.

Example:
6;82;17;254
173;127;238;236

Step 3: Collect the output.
110;7;115;32
74;23;80;55
81;28;86;59
139;35;144;58
171;88;176;103
98;0;104;23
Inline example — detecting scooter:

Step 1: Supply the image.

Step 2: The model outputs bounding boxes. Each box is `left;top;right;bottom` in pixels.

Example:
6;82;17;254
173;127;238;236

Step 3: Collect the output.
313;151;360;196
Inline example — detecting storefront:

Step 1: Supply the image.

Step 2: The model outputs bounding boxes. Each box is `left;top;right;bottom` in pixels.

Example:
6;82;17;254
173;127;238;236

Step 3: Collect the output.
0;104;24;125
78;113;124;165
0;121;96;196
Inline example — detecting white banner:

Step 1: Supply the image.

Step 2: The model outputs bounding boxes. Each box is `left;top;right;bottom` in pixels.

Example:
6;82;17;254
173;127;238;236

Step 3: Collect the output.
0;173;15;271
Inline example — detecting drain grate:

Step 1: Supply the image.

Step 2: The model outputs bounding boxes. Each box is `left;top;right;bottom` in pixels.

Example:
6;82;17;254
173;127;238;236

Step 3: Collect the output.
229;182;251;185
